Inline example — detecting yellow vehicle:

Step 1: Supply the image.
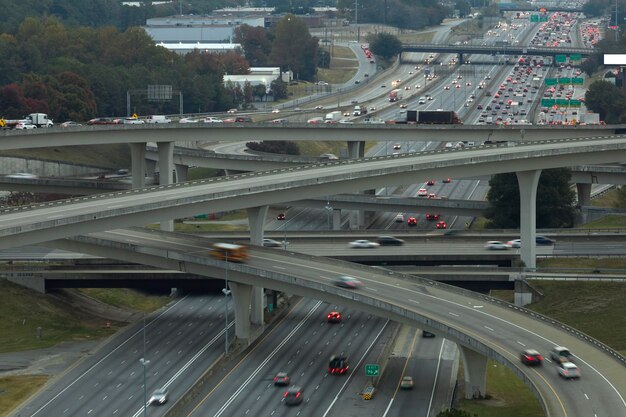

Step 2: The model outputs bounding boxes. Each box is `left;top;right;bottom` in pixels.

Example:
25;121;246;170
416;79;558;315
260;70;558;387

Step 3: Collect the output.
211;243;249;262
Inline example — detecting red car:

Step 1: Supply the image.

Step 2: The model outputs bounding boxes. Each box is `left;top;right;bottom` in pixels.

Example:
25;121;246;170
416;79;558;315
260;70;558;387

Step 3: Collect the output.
436;221;447;229
520;349;543;366
277;213;285;220
327;311;342;323
426;180;435;186
407;217;417;226
425;214;439;221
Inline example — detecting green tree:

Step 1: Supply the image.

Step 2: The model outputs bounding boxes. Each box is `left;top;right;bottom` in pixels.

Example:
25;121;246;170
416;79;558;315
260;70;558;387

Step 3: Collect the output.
268;15;318;81
270;79;288;100
455;0;471;17
436;409;478;417
234;24;272;67
585;81;626;124
485;169;575;229
368;32;402;60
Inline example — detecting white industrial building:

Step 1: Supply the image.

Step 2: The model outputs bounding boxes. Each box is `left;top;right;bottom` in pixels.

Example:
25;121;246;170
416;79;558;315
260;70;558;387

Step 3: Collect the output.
223;67;283;91
144;15;265;43
156;42;241;55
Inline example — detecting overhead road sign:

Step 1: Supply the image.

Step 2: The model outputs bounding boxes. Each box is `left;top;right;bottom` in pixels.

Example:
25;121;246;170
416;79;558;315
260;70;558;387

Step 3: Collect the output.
365;364;380;376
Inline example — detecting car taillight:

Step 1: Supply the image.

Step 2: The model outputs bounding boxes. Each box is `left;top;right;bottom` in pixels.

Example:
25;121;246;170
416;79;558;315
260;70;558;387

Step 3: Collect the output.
563;370;569;375
296;392;301;398
537;356;543;360
284;391;288;397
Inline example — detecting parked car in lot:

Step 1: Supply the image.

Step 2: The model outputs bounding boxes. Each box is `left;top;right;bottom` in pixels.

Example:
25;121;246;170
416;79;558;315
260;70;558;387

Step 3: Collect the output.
348;239;380;248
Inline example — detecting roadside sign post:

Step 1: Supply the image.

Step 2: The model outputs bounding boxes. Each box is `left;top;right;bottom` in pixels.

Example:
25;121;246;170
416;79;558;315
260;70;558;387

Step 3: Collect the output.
365;364;380;377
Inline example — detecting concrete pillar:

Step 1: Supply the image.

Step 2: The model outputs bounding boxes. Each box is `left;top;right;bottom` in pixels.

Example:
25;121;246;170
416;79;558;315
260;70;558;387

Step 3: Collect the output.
130;143;146;189
332;209;341;230
347;141;365;159
576;183;592;207
514;279;533;306
516;170;541;270
250;286;264;326
247;206;269;246
158;142;175;232
228;281;251;341
175;164;188;183
459;346;487;399
145;159;156;179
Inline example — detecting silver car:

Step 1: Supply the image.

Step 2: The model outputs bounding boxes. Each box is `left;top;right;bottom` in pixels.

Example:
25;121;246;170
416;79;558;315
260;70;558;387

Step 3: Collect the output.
148;388;168;405
557;362;580;379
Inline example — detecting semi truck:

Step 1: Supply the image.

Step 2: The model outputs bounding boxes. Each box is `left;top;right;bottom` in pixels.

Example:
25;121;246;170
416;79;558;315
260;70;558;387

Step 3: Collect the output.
353;105;368;116
388;110;462;125
1;113;54;129
388;89;402;102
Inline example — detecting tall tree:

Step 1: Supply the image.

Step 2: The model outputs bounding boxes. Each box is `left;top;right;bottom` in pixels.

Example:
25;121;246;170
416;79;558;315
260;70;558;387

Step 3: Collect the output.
368;32;402;60
485;169;575;229
585;81;626;124
234;24;272;67
268;14;318;81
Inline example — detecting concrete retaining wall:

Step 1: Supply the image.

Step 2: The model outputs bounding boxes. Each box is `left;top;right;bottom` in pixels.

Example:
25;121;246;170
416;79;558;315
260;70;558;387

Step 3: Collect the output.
0;156;105;177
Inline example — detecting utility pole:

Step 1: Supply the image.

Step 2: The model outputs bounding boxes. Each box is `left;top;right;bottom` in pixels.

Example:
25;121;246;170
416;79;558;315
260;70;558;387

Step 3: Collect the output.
355;0;359;42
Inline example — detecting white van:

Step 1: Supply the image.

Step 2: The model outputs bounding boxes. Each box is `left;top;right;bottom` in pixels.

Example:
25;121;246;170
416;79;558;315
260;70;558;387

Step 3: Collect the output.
145;115;172;124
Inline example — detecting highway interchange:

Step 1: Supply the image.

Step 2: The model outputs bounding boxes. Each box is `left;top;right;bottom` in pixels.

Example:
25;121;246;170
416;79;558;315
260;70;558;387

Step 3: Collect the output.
7;5;626;417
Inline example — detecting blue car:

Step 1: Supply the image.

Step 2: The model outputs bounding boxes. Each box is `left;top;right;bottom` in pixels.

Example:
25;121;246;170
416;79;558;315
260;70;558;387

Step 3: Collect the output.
535;236;555;245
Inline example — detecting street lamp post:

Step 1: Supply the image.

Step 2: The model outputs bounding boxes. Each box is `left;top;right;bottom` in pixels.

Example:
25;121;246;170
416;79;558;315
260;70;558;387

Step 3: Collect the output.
139;314;149;417
278;212;288;250
223;253;231;355
325;201;333;230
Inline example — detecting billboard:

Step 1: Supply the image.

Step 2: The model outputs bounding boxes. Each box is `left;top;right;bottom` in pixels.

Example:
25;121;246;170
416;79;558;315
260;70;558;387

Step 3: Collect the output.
604;54;626;65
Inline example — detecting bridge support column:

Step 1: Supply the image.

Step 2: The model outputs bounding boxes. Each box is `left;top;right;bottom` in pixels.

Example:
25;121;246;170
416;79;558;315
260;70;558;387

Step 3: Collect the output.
347;141;365;159
157;142;175;231
175;164;188;183
517;170;541;270
576;183;592;207
130;143;146;189
332;209;341;230
459;346;487;399
250;286;265;326
228;281;252;341
247;206;269;246
145;159;156;180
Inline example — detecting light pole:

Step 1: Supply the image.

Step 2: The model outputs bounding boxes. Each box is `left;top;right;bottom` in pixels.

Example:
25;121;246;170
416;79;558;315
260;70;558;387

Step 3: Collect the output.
223;253;231;355
278;211;288;250
139;314;149;417
325;201;333;230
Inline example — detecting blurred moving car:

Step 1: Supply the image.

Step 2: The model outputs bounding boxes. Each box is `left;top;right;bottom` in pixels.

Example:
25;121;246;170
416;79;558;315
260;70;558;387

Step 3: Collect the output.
550;346;574;363
422;330;435;337
203;117;223;123
407;217;417;226
6;172;38;179
442;177;452;183
178;117;198;123
394;214;405;223
426;180;435;186
425;213;439;220
327;311;342;323
283;386;304;405
520;349;543;366
400;376;414;389
227;108;238;114
277;213;286;220
148;389;168;405
263;238;283;247
335;276;364;289
15;122;36;129
60;121;82;128
557;362;580;379
274;372;290;386
435;221;447;229
507;239;521;248
393;143;401;150
485;241;509;250
348;240;380;248
536;235;555;245
417;188;428;197
376;236;404;246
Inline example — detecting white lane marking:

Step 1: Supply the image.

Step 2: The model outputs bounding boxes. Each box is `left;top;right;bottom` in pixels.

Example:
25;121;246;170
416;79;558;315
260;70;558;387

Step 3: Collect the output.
484;326;494;332
448;312;459;317
517;341;526;347
26;296;189;417
584;393;589;400
426;338;448;417
321;321;389;417
210;301;323;417
272;265;285;270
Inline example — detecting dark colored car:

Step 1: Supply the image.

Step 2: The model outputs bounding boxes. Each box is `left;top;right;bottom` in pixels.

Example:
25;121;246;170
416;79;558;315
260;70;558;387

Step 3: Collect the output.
274;372;290;386
407;217;417;226
436;221;447;229
520;349;543;366
422;330;435;338
277;213;285;220
283;386;303;405
536;236;555;245
376;236;404;246
442;177;452;183
234;116;253;123
426;180;435;186
425;213;439;221
327;311;342;323
87;117;117;125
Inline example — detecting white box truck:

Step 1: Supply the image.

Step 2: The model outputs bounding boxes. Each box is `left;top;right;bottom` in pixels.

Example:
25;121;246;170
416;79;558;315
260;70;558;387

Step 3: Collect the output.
324;111;342;123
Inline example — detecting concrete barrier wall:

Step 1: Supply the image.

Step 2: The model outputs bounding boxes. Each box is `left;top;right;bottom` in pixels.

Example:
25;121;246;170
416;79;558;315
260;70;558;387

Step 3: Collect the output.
0;156;104;177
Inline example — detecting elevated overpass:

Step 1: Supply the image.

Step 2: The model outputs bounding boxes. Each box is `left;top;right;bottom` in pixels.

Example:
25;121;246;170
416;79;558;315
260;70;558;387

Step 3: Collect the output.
400;43;595;62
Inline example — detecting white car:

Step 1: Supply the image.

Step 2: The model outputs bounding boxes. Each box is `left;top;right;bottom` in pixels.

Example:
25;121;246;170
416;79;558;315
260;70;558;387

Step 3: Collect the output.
263;238;285;247
148;388;168;405
507;239;521;248
271;108;280;113
335;275;364;289
557;362;580;379
15;122;36;129
178;117;198;123
394;214;405;222
417;188;428;197
348;239;380;249
203;117;223;123
6;172;38;179
485;241;509;250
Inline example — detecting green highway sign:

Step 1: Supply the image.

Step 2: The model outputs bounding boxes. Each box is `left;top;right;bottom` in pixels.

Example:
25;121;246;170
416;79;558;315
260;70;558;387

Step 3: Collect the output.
545;78;557;86
541;99;555;107
572;77;584;85
530;14;538;22
558;77;572;84
556;99;570;106
365;364;380;377
570;54;582;61
555;54;567;63
570;100;582;107
540;15;548;21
